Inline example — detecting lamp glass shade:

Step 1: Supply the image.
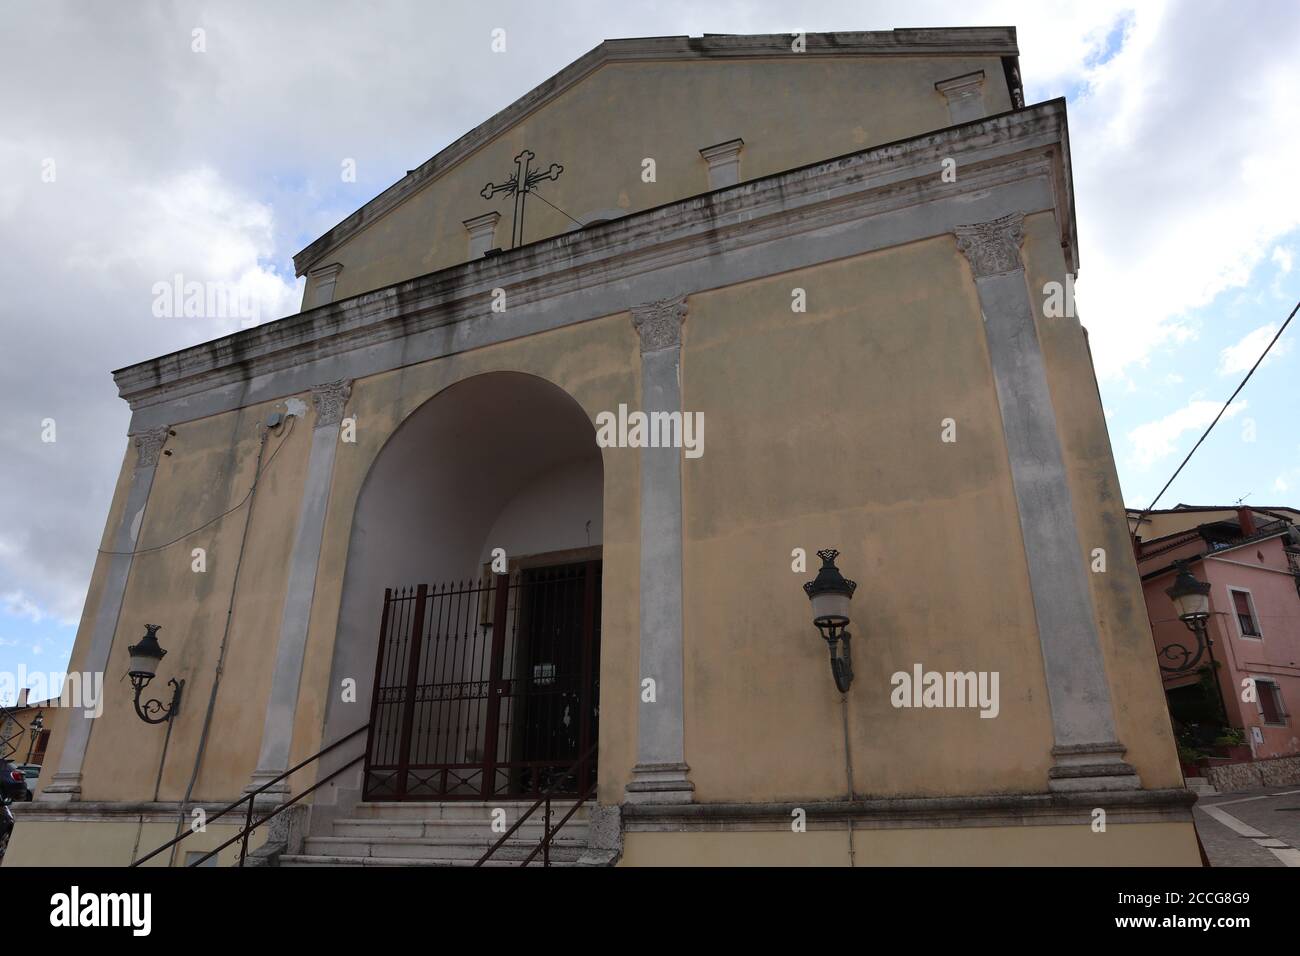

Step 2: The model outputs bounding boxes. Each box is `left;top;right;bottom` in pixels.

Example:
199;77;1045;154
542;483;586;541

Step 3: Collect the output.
1172;590;1210;620
810;590;851;625
128;651;160;679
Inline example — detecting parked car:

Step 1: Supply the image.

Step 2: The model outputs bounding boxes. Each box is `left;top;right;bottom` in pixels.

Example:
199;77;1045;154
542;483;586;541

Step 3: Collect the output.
15;763;39;800
0;759;26;802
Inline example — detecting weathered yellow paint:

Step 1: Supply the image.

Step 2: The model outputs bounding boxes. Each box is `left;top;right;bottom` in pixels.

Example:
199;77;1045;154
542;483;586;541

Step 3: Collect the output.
681;236;1053;800
620;822;1202;866
79;398;313;803
54;235;1189;857
2;817;266;868
45;43;1198;866
308;55;1012;303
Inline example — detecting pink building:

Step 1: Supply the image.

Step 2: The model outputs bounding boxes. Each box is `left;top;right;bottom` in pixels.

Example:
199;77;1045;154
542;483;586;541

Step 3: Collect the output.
1132;506;1300;762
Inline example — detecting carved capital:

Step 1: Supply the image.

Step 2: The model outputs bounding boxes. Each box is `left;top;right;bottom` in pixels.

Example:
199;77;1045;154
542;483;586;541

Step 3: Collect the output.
631;295;687;353
132;426;170;470
311;379;352;427
954;212;1025;279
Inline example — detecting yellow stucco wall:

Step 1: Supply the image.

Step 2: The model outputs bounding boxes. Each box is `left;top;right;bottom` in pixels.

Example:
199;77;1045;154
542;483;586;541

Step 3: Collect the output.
3;817;267;867
308;55;1012;303
621;822;1202;866
681;236;1053;800
54;224;1183;854
64;399;314;804
39;49;1196;865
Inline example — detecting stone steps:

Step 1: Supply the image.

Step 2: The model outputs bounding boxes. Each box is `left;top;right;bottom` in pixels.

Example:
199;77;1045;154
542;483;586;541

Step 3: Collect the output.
280;853;580;868
302;834;586;861
345;799;581;820
330;817;589;841
281;799;591;867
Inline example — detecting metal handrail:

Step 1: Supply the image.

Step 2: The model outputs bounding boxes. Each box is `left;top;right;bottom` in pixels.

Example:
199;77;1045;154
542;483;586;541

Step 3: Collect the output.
131;723;369;867
474;743;598;867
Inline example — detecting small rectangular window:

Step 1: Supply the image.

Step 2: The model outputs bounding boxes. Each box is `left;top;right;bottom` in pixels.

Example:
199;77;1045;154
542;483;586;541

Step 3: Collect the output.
1257;680;1286;725
1231;589;1261;637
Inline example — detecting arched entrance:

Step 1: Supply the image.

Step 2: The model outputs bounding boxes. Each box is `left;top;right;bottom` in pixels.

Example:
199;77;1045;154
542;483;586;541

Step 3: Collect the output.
334;372;603;801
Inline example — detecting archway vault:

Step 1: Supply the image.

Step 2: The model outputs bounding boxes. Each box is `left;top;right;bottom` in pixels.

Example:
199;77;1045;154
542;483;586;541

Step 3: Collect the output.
325;371;605;800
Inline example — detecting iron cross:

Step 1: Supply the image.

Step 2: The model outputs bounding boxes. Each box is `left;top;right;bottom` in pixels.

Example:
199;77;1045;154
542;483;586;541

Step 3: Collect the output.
480;149;564;249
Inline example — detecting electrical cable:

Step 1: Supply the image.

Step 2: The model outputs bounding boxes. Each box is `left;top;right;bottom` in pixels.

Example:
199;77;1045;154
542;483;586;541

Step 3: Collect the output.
529;191;586;228
98;415;296;556
129;704;176;864
1131;299;1298;530
167;419;280;865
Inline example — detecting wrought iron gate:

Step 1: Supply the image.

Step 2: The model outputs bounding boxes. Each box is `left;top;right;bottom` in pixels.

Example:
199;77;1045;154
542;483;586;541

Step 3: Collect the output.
364;561;600;800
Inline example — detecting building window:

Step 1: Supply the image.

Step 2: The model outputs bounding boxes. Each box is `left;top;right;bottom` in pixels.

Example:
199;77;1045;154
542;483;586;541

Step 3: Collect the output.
1229;587;1262;638
1256;679;1287;726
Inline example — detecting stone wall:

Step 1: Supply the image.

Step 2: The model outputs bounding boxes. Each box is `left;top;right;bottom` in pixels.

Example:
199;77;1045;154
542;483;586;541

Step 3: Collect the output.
1205;754;1300;792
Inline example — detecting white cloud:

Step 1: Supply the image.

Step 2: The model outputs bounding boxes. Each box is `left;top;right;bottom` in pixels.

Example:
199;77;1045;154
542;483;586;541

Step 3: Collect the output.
1064;1;1300;380
1127;399;1247;469
1218;323;1289;375
1274;246;1295;274
1275;476;1290;493
1;591;46;624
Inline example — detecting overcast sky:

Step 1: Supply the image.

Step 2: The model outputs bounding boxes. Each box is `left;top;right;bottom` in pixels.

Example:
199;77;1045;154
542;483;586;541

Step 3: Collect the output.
1;1;1297;700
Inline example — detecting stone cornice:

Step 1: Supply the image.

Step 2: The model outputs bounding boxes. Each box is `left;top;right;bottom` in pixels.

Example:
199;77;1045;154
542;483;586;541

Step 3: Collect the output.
115;99;1073;419
620;787;1197;831
11;800;255;824
291;28;1019;275
306;261;343;280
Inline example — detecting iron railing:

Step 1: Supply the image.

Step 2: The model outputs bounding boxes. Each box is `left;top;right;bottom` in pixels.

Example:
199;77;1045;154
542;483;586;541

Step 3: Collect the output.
131;723;369;867
474;742;597;867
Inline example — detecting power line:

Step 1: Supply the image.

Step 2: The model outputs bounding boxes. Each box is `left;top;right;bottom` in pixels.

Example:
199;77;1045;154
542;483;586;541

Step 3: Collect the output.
529;190;585;228
1133;298;1299;529
96;415;296;556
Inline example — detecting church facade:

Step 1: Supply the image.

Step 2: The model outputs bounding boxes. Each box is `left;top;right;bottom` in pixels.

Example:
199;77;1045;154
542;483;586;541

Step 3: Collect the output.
9;28;1201;866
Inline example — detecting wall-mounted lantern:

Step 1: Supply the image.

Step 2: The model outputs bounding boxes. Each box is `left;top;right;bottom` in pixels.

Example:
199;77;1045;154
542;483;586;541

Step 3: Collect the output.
126;625;184;725
25;711;44;763
803;549;858;693
1160;560;1212;673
